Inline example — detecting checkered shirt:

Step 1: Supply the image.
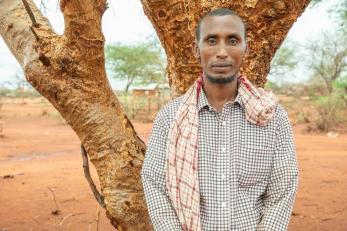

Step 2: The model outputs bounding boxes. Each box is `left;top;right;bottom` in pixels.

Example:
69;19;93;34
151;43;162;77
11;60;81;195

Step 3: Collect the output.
141;88;299;231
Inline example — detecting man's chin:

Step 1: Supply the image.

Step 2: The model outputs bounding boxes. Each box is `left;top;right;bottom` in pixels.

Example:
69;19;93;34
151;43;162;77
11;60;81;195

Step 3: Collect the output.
205;74;236;84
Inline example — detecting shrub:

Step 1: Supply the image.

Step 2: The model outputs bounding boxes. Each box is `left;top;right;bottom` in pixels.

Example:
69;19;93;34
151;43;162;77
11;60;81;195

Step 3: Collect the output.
314;92;346;131
296;110;311;124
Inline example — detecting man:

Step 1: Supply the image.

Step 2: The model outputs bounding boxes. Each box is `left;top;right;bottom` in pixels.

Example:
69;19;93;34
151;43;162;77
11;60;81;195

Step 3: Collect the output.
141;8;299;231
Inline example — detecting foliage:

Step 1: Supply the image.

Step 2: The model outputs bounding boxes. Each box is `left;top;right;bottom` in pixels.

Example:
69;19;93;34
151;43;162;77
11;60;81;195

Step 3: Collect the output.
307;74;347;132
270;46;297;76
106;37;166;93
311;0;347;32
269;41;298;85
295;110;311;124
313;92;346;131
303;75;347;132
305;31;347;94
264;81;273;90
334;75;347;91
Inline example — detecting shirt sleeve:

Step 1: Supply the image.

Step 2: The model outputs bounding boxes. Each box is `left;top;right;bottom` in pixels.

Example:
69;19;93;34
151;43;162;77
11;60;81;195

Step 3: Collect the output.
257;106;299;231
141;107;182;231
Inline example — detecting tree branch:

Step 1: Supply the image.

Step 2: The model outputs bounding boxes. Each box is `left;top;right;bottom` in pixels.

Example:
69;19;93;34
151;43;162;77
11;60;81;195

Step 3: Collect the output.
29;26;40;41
0;0;54;67
60;0;107;48
81;145;106;208
21;0;39;27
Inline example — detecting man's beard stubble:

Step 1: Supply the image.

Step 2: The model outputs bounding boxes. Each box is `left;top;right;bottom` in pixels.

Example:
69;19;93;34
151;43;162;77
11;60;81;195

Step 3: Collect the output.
206;74;236;84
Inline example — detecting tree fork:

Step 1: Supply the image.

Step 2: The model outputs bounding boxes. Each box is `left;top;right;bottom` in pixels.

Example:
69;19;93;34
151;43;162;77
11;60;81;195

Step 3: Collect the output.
1;0;150;230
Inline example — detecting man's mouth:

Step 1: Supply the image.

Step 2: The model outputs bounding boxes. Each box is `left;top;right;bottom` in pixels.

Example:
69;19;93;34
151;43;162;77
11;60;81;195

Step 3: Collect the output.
211;63;232;71
212;63;232;67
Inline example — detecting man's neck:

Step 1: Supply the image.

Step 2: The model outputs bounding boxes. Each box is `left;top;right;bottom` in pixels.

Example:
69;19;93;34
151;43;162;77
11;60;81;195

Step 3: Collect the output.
202;77;238;113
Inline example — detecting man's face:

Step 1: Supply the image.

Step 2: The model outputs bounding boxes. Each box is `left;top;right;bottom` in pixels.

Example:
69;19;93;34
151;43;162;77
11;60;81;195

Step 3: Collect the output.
196;15;247;84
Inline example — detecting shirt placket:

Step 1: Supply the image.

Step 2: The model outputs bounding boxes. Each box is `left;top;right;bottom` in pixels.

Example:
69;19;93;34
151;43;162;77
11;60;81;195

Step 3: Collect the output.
216;105;232;230
229;104;241;231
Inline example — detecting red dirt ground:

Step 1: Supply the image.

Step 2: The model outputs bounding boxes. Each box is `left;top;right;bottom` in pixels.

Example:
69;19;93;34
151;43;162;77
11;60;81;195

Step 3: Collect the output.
0;98;346;231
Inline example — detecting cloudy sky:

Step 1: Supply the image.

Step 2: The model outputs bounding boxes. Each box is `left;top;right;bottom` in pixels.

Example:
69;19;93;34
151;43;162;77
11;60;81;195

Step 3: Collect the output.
0;0;339;90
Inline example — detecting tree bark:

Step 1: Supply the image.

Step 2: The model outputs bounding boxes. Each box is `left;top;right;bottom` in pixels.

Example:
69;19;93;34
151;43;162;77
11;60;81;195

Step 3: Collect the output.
0;1;149;230
0;0;311;230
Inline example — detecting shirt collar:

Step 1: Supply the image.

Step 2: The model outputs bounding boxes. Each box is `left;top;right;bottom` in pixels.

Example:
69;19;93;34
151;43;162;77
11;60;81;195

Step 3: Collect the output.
197;87;244;112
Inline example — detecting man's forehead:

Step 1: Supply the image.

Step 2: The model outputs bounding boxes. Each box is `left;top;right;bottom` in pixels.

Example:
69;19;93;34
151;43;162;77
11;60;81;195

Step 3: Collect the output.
200;15;245;36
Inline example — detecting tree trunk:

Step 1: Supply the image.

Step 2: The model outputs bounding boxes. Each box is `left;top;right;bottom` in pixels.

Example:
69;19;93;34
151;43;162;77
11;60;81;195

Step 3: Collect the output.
0;1;149;230
0;0;310;230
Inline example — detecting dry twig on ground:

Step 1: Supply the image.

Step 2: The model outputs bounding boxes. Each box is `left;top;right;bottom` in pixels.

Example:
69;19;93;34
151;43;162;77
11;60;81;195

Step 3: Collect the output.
48;187;61;215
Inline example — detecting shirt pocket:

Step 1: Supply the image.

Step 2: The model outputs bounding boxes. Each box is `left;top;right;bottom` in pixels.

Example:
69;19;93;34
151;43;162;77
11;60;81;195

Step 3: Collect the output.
238;145;273;188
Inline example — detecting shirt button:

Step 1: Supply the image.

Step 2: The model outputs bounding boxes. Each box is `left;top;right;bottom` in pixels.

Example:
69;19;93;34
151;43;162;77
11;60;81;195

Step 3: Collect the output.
221;173;227;180
221;146;226;153
221;202;227;208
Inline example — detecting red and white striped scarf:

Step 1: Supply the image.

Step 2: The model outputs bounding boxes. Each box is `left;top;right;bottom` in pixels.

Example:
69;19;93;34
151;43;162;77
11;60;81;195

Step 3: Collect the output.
165;75;278;231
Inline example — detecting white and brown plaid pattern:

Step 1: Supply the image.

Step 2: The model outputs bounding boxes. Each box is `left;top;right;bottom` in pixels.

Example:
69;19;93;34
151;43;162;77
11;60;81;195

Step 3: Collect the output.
141;76;299;231
238;77;278;125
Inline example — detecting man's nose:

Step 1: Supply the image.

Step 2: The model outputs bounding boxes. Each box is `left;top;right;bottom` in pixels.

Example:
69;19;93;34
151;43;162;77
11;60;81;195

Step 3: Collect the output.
216;43;228;59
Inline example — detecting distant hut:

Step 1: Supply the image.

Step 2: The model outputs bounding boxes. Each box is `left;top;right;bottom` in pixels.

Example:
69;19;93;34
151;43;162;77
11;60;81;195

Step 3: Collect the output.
131;83;170;98
129;83;170;121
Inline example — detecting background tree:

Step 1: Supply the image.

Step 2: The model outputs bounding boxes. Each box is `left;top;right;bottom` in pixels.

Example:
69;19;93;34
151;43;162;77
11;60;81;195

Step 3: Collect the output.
106;38;166;94
304;28;347;131
270;46;297;76
0;0;311;230
4;72;32;91
304;0;347;131
305;31;347;95
312;0;347;32
268;40;298;86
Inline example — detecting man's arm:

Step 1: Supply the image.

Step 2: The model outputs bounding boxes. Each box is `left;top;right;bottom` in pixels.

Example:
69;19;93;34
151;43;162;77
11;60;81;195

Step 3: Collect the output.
141;108;182;231
257;106;299;231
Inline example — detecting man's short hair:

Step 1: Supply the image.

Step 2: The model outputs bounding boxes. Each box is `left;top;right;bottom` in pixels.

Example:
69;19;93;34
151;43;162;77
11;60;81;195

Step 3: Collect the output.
195;8;246;42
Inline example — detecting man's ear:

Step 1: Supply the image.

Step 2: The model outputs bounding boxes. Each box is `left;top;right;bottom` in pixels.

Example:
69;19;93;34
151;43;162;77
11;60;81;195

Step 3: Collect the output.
193;41;200;60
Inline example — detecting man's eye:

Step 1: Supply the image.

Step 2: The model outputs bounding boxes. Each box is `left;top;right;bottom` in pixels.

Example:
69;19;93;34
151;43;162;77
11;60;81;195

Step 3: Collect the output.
229;38;238;45
207;38;217;44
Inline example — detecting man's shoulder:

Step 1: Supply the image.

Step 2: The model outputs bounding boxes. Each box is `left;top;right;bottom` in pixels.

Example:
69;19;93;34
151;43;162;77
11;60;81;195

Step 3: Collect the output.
271;103;291;127
161;95;184;114
154;95;184;127
274;103;288;120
